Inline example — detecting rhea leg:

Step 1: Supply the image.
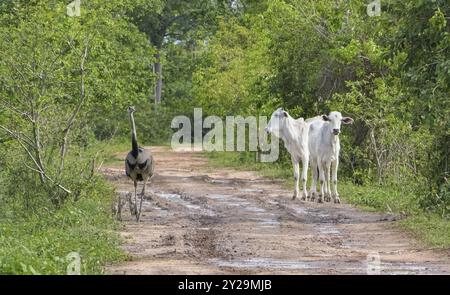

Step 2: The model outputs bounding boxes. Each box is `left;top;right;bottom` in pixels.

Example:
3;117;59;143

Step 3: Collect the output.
133;180;138;217
141;179;146;196
137;178;148;222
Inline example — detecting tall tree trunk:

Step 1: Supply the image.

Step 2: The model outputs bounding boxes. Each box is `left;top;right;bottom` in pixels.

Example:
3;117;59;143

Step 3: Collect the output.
153;53;162;104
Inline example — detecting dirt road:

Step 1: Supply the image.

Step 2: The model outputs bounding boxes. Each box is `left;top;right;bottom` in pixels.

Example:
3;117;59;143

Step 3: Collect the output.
103;146;450;274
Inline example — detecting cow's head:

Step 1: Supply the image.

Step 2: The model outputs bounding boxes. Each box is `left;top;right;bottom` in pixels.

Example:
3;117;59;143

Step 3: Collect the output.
322;111;353;135
265;107;288;137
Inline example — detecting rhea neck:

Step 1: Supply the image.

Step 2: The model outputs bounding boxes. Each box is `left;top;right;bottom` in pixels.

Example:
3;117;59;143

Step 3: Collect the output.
129;112;139;157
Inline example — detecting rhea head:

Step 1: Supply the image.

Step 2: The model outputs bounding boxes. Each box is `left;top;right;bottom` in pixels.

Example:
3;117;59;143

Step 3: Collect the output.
127;106;136;114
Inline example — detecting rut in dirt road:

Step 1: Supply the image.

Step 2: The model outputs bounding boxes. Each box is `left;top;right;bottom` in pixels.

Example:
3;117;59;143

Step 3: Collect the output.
103;146;450;274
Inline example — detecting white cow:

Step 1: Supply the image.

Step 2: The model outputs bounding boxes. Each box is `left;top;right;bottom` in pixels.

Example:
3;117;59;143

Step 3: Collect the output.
307;111;353;203
265;108;310;200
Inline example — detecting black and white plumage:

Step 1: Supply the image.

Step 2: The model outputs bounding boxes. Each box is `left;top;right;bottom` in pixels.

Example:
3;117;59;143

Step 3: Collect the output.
125;106;154;222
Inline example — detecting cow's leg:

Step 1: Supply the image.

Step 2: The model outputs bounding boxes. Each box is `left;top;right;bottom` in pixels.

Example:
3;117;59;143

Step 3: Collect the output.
325;161;332;202
318;160;326;203
300;153;309;201
322;165;327;202
309;158;317;201
332;159;340;204
291;157;300;200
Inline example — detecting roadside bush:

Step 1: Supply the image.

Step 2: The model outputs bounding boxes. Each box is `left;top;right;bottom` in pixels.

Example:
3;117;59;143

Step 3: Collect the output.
0;145;125;274
0;184;124;274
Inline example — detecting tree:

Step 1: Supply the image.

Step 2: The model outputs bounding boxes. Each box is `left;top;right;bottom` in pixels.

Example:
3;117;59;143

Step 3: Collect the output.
129;0;234;104
0;0;156;205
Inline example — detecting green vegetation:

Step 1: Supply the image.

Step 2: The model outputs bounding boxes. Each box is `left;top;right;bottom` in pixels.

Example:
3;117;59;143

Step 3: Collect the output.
0;0;223;273
0;0;449;273
0;0;157;274
194;0;449;200
401;215;450;248
0;179;125;274
194;0;449;247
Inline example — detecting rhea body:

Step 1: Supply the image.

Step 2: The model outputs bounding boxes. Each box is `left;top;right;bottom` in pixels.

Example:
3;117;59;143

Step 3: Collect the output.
125;106;154;221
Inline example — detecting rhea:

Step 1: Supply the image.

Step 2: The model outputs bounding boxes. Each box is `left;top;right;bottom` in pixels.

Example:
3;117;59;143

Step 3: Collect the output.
125;106;154;222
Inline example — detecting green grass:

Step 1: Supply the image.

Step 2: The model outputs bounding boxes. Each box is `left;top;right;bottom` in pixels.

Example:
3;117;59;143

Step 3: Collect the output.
400;214;450;248
205;150;450;248
100;139;130;167
0;178;126;274
0;201;125;274
0;140;171;275
338;182;420;214
0;142;129;274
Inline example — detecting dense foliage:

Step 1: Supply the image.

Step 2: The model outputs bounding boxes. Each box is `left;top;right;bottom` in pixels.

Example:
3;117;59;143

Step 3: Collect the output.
0;0;158;274
192;0;449;217
0;0;449;273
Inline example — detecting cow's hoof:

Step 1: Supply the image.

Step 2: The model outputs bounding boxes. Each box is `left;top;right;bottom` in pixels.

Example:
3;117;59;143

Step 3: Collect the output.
292;195;297;200
334;198;341;204
300;192;307;201
317;197;323;203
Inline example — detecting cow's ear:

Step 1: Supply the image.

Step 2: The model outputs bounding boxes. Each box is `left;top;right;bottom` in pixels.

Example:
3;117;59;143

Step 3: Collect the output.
342;117;354;124
283;111;288;117
322;115;330;121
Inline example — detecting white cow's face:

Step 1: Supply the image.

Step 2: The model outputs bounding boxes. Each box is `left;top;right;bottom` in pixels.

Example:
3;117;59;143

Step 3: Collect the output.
265;108;288;137
322;111;353;135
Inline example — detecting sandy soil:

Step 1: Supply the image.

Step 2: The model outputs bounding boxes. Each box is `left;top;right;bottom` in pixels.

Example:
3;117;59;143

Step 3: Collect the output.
103;146;450;274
